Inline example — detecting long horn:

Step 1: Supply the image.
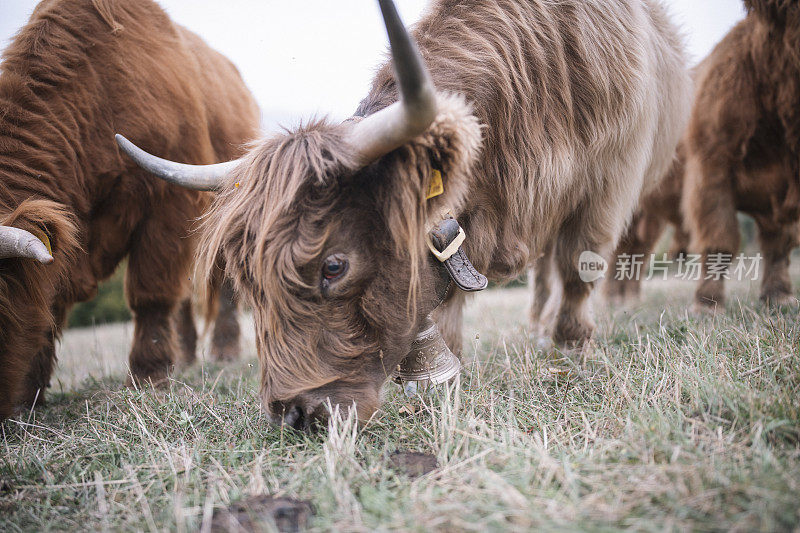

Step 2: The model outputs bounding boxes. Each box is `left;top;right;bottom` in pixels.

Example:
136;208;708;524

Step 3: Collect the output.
346;0;437;167
0;226;53;264
115;134;241;191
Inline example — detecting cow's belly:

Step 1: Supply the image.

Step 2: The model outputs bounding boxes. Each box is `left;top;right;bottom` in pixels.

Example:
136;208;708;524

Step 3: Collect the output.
734;157;794;215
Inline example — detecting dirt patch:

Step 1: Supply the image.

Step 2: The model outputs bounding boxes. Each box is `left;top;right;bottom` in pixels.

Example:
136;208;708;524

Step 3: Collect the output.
210;495;312;532
389;451;439;478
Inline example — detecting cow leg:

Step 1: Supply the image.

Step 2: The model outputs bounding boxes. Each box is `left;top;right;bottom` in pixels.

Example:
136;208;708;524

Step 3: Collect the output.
176;298;198;365
669;223;690;260
755;217;798;306
210;277;241;361
125;213;194;385
605;211;665;303
528;239;556;341
552;214;606;346
684;156;740;313
604;222;637;303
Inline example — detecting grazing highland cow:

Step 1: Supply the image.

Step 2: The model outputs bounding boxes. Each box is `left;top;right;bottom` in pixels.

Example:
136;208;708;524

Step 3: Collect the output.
685;0;800;311
0;0;258;419
120;0;691;428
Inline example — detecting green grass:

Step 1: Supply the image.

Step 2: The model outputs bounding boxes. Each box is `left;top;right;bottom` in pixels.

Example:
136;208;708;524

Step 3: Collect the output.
2;277;799;531
67;264;131;329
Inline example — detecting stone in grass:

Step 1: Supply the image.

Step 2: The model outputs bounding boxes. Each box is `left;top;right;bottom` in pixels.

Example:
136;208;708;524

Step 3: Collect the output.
210;494;312;533
389;450;439;478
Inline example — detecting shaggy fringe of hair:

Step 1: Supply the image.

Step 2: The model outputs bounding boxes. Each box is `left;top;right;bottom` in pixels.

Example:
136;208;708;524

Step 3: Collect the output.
194;95;481;399
0;199;79;335
195;122;360;398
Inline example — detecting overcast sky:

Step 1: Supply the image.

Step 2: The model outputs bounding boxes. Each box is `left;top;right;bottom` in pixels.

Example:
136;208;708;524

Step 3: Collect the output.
1;0;746;131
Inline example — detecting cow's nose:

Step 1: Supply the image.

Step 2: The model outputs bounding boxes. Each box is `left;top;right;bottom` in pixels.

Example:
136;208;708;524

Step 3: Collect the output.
270;401;322;432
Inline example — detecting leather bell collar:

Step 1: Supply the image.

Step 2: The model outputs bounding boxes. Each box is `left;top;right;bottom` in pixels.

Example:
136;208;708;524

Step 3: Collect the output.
427;215;488;292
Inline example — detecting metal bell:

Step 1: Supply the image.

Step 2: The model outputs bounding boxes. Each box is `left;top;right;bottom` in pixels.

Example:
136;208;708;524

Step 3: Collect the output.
392;316;461;387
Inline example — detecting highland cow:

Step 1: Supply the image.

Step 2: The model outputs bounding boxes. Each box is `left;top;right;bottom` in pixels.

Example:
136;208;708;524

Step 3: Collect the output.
685;0;800;311
0;0;258;419
120;0;691;428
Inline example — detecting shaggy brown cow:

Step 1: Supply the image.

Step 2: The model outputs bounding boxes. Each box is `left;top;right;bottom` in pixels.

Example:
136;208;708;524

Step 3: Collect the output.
600;143;689;303
0;0;258;419
120;0;691;428
685;0;800;311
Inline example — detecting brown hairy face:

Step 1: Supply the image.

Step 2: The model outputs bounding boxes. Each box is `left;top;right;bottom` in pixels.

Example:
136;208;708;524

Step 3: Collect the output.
258;195;450;428
196;96;481;429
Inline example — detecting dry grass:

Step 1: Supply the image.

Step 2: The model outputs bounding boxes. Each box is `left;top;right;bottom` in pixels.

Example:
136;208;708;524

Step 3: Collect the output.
1;274;799;531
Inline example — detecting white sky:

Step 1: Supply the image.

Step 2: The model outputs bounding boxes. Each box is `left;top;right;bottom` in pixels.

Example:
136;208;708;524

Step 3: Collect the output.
0;0;745;131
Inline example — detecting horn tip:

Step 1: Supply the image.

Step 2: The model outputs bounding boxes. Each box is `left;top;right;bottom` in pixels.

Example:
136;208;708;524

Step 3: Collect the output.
30;242;53;264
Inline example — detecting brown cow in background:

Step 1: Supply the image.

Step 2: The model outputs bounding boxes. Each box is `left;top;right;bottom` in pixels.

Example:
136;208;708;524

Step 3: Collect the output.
685;0;800;311
0;0;259;419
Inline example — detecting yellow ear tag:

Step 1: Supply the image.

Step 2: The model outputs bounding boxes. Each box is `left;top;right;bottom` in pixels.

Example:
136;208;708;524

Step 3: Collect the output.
30;226;52;255
426;169;444;200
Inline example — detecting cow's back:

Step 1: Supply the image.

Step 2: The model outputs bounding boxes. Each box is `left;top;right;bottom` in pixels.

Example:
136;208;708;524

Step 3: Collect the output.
177;27;260;163
359;0;691;277
2;0;257;287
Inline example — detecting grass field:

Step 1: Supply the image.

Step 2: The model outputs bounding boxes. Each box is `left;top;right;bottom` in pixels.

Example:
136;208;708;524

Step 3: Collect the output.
1;274;799;532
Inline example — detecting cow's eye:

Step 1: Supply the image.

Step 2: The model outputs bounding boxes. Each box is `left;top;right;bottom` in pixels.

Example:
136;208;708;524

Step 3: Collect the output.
322;255;348;281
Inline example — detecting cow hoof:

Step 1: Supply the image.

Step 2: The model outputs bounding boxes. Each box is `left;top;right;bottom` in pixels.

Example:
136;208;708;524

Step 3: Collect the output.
534;335;554;352
760;292;796;308
125;372;170;389
553;319;594;348
210;343;241;362
689;300;719;317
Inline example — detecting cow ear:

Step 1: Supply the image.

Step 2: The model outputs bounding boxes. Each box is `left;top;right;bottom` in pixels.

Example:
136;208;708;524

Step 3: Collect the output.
416;93;483;217
0;199;79;262
364;93;482;262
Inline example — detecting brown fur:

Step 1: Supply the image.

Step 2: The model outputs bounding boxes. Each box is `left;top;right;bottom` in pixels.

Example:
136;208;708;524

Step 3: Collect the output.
0;0;259;419
197;0;691;425
685;0;800;310
604;143;689;302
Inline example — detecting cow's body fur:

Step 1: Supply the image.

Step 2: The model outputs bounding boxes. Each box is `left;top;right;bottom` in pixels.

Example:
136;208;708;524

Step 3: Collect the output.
685;0;800;310
363;0;693;348
197;0;691;423
602;142;689;303
0;0;258;418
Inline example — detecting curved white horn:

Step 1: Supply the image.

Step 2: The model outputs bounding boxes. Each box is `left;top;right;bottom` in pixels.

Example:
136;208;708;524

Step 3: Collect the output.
346;0;437;167
115;134;241;191
0;226;53;264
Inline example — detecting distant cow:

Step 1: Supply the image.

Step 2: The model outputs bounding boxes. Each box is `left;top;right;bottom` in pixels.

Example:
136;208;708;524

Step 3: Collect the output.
685;0;800;311
0;0;258;419
120;0;691;428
